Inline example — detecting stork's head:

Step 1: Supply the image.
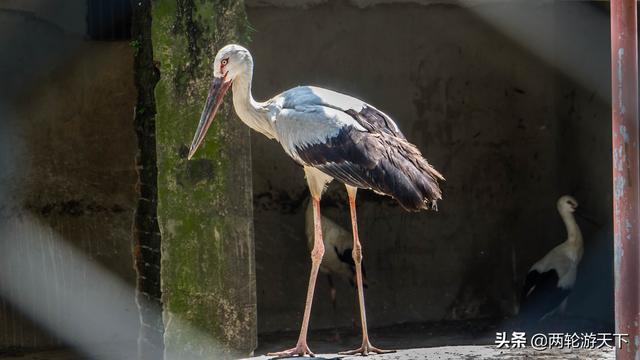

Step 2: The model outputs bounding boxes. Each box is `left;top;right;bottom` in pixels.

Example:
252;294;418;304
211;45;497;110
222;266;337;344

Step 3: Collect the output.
212;44;253;80
188;44;252;159
557;195;578;213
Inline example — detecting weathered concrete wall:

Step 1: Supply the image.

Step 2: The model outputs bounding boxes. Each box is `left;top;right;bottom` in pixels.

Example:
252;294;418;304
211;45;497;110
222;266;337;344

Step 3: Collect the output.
151;0;256;358
551;2;613;325
246;1;613;333
0;1;139;350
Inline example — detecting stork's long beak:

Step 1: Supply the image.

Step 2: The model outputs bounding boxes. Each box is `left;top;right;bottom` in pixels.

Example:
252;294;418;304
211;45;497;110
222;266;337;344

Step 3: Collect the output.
188;75;232;160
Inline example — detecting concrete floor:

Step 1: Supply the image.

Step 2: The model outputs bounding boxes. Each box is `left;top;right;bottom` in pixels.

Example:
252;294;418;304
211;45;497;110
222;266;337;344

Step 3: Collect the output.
0;319;615;360
0;346;615;360
249;319;615;360
244;346;614;360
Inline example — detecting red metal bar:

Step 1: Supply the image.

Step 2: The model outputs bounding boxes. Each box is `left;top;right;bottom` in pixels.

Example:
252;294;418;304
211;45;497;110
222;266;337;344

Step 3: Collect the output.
611;0;639;359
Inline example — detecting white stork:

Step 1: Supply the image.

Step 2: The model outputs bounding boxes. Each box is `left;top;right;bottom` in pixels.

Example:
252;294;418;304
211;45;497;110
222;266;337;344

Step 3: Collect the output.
187;44;444;357
519;195;583;322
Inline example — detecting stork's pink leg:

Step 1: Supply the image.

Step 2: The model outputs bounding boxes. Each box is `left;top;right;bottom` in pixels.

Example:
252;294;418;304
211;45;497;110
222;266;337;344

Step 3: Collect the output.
339;187;395;356
267;197;324;358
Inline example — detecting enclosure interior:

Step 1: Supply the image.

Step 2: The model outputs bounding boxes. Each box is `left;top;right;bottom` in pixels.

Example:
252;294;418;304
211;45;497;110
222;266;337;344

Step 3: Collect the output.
0;0;615;354
247;0;614;340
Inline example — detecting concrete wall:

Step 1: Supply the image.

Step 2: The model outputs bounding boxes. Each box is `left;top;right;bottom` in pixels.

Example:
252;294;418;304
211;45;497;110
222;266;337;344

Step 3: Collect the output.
553;2;613;324
150;1;257;358
0;1;139;350
246;1;613;333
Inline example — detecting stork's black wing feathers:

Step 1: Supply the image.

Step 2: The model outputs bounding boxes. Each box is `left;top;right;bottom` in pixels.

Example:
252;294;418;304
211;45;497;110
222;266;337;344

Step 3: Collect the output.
345;106;406;139
334;246;355;269
519;269;570;321
521;270;541;301
296;126;443;211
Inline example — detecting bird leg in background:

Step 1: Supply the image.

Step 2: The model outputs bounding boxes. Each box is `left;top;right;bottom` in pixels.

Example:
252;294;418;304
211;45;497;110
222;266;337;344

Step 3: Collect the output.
325;274;342;343
267;197;324;357
327;274;337;311
339;186;395;356
327;274;339;339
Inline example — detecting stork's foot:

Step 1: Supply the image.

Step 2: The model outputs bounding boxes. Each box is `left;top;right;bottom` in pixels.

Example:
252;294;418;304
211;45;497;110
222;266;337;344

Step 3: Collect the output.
267;342;314;358
338;339;394;356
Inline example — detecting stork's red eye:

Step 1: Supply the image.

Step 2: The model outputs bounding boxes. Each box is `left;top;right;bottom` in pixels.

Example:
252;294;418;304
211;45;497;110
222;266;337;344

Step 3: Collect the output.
221;59;228;66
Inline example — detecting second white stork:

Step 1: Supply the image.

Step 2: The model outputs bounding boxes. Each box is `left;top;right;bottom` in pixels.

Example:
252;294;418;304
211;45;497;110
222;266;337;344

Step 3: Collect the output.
304;200;367;341
187;44;444;357
305;200;364;304
519;195;583;322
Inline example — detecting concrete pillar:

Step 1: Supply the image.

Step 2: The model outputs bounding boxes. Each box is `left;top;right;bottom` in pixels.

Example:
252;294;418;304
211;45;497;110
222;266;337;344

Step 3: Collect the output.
150;1;257;359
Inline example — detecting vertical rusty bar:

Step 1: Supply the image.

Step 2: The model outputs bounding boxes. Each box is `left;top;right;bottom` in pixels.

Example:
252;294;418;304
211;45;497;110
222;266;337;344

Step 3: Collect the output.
611;0;639;359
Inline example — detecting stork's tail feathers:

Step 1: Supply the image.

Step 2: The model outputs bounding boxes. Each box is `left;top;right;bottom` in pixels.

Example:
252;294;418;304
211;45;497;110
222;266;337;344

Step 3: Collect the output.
379;138;444;212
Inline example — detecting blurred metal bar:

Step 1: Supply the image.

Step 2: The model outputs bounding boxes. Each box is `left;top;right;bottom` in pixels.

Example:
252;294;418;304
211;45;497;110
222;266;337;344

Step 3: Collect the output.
610;0;639;359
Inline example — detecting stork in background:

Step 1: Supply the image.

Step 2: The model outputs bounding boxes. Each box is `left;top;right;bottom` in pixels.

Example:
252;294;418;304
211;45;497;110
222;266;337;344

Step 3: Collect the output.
188;44;444;357
519;195;584;323
304;199;367;341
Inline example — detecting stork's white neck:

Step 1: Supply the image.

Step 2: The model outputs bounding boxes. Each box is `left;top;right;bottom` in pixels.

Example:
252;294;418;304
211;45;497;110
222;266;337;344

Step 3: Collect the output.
560;209;582;246
231;68;275;139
